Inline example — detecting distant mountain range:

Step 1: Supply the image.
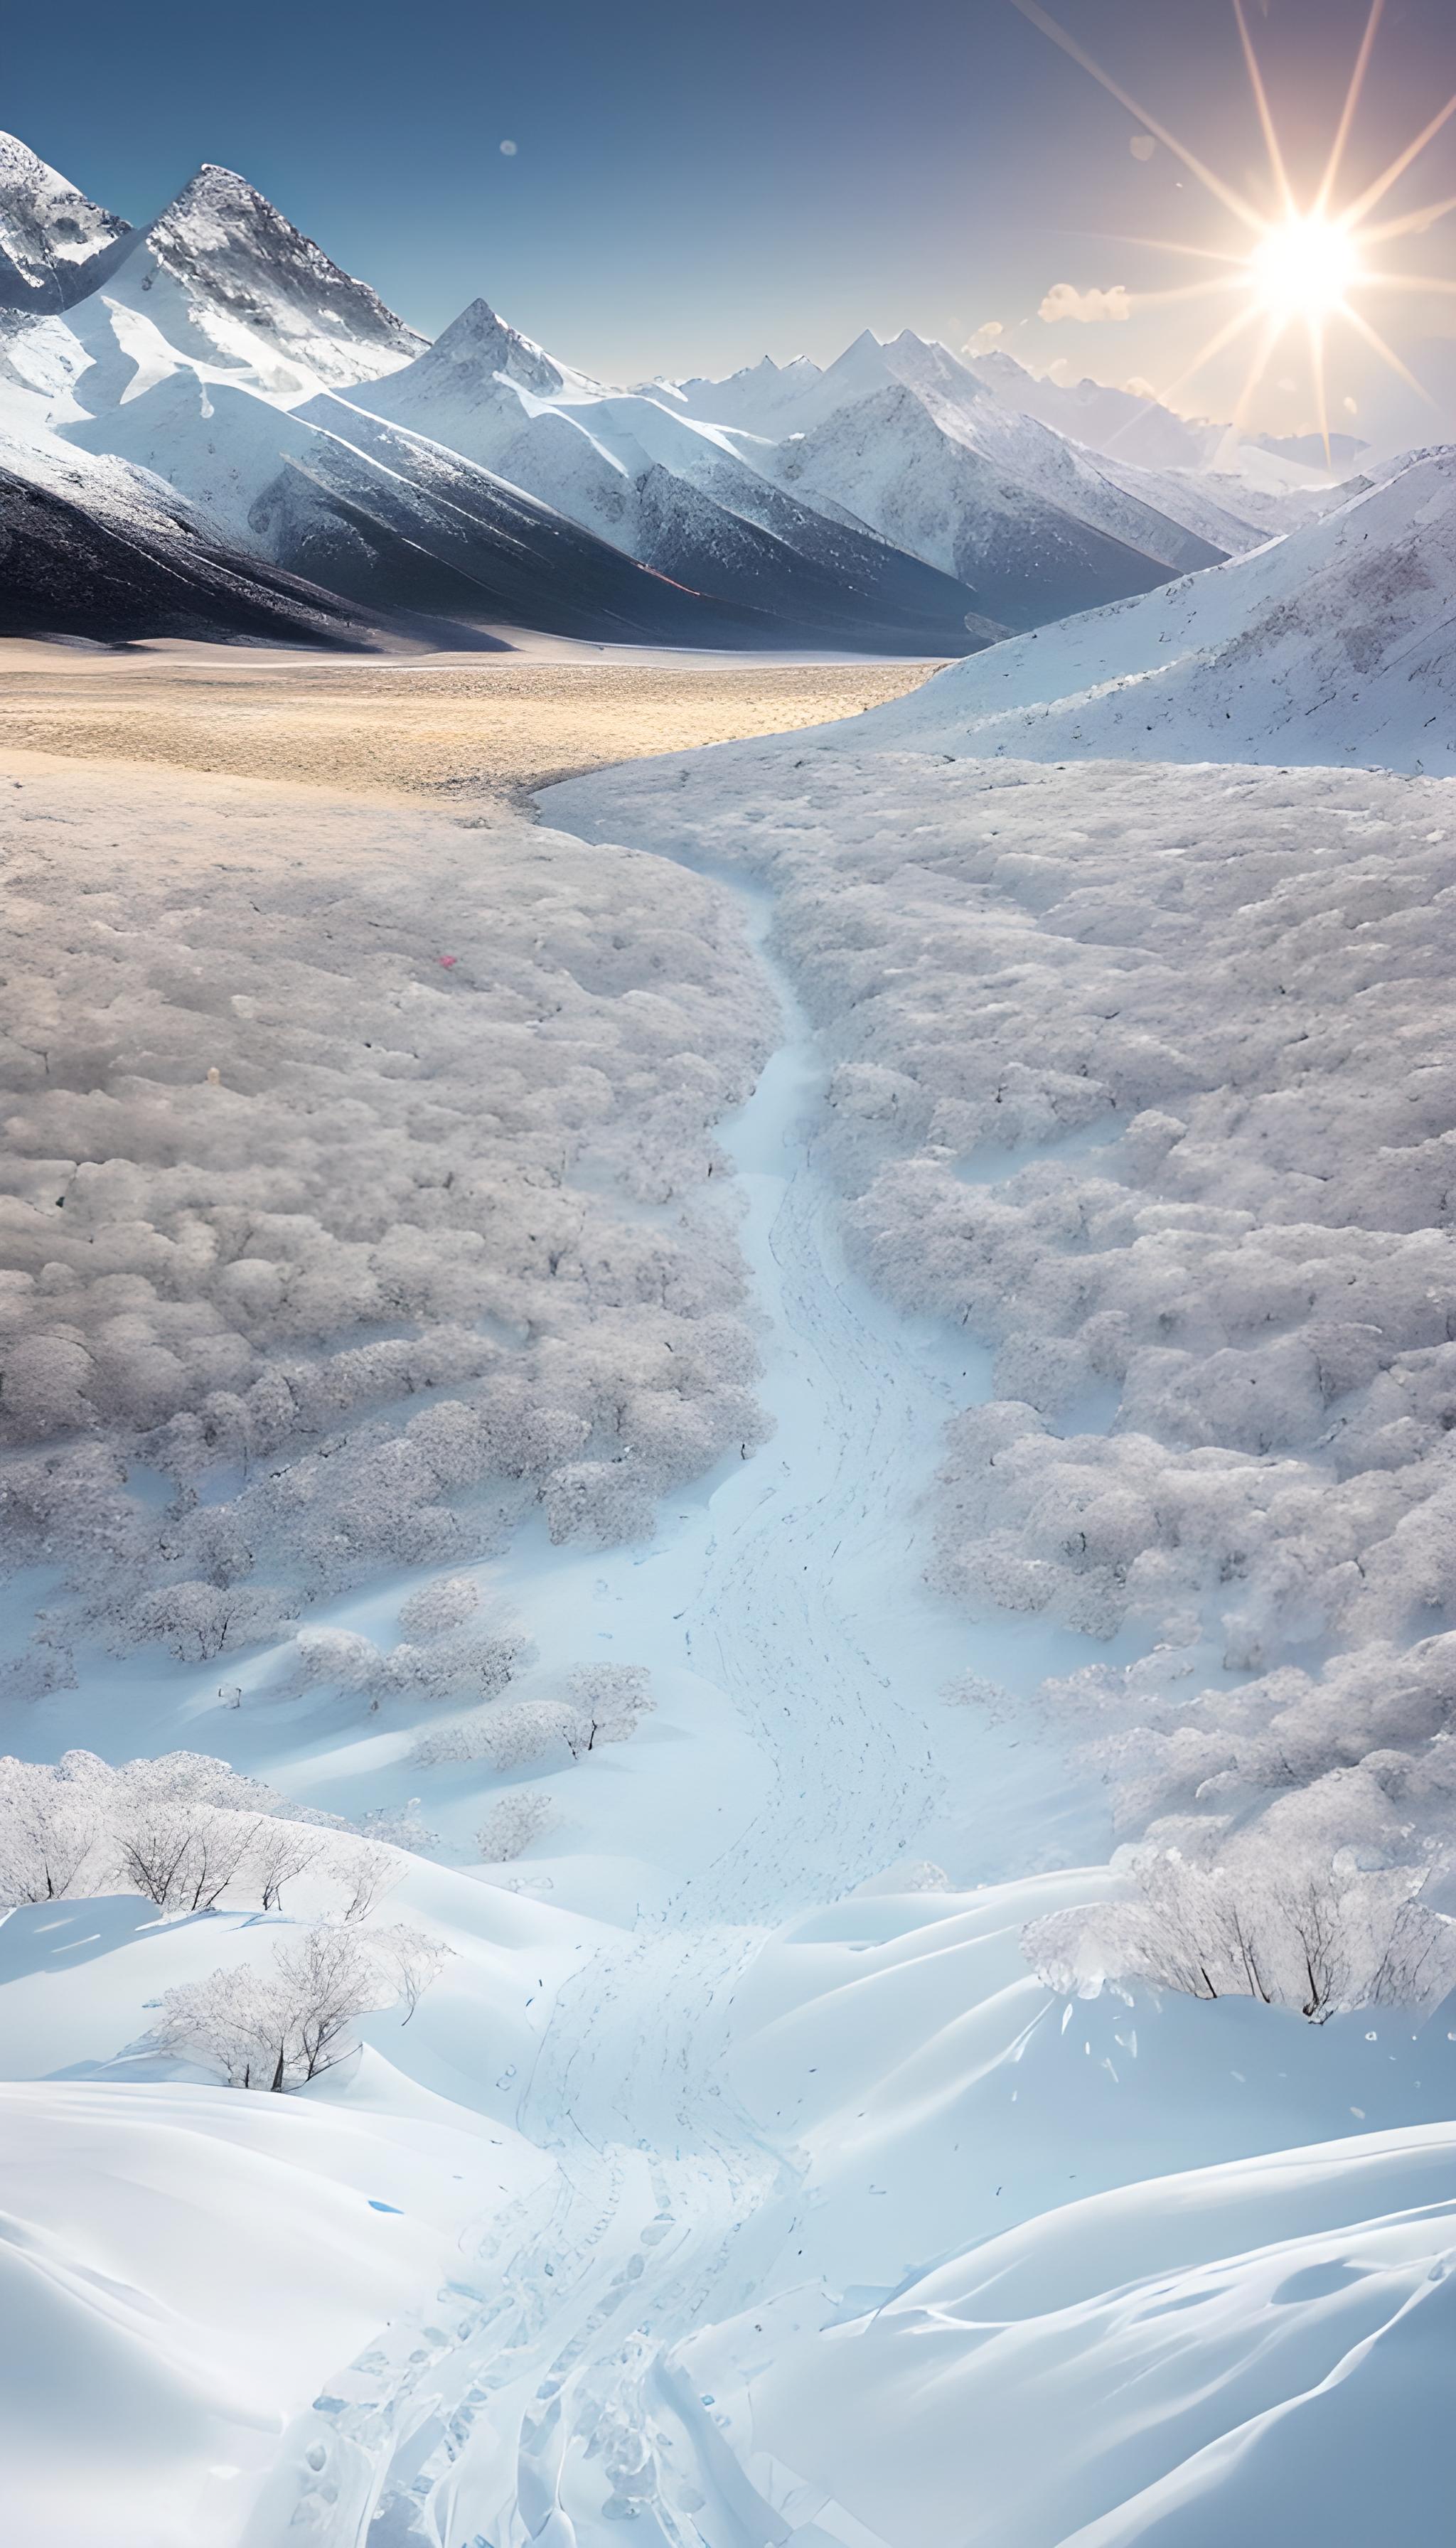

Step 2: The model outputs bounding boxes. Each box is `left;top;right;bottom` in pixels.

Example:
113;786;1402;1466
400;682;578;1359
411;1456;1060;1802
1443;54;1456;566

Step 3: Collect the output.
0;135;1366;653
852;446;1456;776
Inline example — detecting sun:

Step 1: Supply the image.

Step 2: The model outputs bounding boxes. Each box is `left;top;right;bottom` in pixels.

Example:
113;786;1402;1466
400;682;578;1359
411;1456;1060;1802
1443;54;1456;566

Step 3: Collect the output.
1250;217;1363;323
1012;0;1456;459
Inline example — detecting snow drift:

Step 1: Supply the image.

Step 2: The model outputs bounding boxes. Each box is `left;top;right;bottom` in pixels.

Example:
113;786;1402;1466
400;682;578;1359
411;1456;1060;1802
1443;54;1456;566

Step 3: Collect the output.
680;2122;1456;2548
0;2077;522;2548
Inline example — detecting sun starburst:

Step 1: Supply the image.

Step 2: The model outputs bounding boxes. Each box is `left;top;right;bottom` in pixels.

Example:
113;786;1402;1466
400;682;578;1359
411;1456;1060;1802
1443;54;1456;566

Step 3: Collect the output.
1012;0;1456;459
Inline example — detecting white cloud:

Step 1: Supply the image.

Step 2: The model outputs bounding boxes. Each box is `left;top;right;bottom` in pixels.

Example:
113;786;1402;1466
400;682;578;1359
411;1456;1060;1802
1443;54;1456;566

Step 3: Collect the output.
1039;282;1133;325
963;321;1004;355
499;139;518;156
1344;395;1359;415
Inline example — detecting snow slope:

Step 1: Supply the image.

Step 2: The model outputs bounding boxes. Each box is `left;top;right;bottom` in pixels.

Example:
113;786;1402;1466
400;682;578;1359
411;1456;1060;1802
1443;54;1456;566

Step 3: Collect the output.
682;2119;1456;2548
0;132;129;314
659;350;829;436
1;156;424;446
0;424;368;645
353;309;1315;641
766;379;1209;627
757;331;1236;572
845;446;1456;772
0;2077;517;2548
62;367;978;648
675;328;1313;558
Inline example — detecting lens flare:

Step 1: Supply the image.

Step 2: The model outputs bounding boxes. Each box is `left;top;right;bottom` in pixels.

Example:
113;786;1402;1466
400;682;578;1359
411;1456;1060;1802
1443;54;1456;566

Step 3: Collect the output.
1012;0;1455;460
1251;218;1363;322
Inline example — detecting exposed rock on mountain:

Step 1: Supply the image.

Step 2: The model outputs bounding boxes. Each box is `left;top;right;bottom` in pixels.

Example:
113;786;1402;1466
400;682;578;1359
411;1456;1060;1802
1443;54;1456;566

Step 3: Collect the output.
0;132;130;314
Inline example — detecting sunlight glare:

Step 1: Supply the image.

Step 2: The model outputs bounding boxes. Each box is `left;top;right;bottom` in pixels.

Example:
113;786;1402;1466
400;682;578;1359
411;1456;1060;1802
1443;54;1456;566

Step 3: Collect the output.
1250;217;1362;321
1013;0;1456;462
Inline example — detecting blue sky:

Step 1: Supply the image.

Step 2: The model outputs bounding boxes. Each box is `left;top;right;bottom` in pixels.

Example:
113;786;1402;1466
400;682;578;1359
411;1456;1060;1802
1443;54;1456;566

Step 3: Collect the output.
9;0;1456;434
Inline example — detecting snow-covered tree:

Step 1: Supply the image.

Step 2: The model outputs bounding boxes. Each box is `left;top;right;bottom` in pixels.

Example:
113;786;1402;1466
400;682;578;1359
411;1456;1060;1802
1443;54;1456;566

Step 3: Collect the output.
147;1920;449;2091
1;771;775;1678
113;1800;259;1914
0;1758;101;1905
247;1820;322;1912
330;1841;401;1924
1024;1846;1456;2020
562;1664;656;1747
416;1698;589;1771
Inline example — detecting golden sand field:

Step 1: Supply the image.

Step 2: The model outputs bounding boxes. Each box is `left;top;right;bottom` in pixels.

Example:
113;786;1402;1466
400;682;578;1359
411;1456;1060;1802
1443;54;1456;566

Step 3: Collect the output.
0;641;934;801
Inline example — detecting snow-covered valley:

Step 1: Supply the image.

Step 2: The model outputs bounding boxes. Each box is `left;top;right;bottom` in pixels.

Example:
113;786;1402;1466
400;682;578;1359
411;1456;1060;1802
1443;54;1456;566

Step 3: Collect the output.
3;714;1455;2544
8;0;1456;2525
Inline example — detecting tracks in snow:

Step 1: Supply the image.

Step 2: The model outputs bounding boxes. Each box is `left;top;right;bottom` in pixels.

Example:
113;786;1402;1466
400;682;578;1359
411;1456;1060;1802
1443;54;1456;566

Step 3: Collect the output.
256;867;978;2547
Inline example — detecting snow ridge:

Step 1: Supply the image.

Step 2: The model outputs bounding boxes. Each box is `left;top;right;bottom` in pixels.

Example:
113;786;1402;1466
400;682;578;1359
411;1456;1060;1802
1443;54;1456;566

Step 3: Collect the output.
852;445;1456;771
0;132;129;314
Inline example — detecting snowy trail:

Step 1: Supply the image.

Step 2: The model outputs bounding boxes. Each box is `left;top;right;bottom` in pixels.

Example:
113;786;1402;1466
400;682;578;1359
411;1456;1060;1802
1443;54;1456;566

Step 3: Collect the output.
258;863;1093;2548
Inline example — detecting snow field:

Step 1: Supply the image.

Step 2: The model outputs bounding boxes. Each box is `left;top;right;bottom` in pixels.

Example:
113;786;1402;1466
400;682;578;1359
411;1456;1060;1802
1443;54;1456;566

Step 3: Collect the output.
1;731;1454;2542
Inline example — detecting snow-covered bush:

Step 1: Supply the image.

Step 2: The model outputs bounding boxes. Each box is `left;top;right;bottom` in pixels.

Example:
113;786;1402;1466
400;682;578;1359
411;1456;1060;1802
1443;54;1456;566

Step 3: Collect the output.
146;1920;449;2091
0;765;774;1667
359;1798;442;1854
286;1601;532;1708
1024;1846;1456;2021
416;1698;589;1771
397;1574;480;1639
0;1747;382;1917
477;1792;557;1863
551;746;1456;1947
417;1662;655;1777
118;1580;299;1662
562;1663;656;1745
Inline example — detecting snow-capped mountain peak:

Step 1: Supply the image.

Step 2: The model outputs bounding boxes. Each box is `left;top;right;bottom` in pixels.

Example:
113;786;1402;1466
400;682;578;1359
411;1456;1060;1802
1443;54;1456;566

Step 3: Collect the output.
0;132;130;313
663;350;825;434
962;343;1221;471
417;297;581;397
102;163;428;387
347;295;610;446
